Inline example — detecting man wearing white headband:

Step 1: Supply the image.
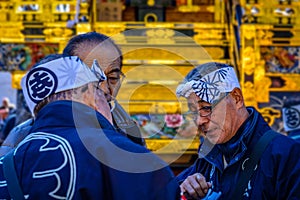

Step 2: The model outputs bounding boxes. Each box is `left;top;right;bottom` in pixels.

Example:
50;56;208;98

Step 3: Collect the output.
0;32;144;156
176;62;300;199
0;54;180;199
64;32;145;146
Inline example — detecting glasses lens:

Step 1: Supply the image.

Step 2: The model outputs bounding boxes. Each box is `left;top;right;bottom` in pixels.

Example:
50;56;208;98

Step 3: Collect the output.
185;93;230;121
199;106;212;117
107;71;125;87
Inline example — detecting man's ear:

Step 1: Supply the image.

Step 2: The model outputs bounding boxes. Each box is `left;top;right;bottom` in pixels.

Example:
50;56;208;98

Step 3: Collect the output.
230;87;244;107
74;83;93;101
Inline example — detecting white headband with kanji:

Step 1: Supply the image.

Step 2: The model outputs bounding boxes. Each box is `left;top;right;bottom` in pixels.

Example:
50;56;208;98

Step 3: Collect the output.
21;56;106;116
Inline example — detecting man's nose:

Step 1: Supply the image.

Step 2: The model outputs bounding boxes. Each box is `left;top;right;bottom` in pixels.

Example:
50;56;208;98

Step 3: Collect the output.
99;81;112;101
195;115;210;126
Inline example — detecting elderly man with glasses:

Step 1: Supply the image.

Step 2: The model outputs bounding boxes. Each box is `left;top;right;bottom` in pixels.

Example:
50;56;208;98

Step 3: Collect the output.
0;32;144;156
176;62;300;200
0;54;180;199
63;32;144;145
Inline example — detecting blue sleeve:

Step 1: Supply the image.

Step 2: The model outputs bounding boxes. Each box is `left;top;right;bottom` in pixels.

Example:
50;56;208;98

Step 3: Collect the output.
1;114;16;140
98;164;180;200
275;140;300;199
254;136;300;199
176;160;199;184
0;157;10;199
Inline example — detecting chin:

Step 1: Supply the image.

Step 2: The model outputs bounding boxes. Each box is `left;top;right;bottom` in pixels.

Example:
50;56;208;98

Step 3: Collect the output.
105;96;112;102
206;133;221;144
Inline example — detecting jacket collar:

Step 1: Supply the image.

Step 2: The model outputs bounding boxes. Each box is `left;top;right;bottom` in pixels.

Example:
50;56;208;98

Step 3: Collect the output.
198;107;261;171
31;100;115;132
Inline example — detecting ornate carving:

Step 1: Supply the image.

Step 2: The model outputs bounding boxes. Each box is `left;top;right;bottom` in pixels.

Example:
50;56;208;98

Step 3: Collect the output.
146;29;175;44
268;74;300;91
258;107;281;127
94;23;126;39
254;75;271;102
242;46;255;75
204;47;224;59
0;22;24;42
43;23;73;42
243;82;257;108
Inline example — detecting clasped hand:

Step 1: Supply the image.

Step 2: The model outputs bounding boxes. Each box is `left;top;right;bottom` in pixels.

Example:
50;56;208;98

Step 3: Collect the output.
180;173;212;200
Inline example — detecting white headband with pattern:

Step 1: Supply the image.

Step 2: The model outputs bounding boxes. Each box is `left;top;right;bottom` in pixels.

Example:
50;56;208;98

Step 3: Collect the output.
176;67;240;103
21;56;106;116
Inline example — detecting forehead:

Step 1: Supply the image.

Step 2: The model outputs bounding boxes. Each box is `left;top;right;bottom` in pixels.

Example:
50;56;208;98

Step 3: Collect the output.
106;59;121;73
187;92;209;108
80;42;121;71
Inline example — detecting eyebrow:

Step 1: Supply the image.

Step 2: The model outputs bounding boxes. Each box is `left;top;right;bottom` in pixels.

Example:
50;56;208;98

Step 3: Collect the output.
187;102;198;110
198;100;207;103
107;68;121;74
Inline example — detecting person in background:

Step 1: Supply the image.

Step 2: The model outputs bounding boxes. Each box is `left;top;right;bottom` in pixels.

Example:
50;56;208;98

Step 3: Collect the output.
0;106;8;125
0;96;32;153
0;31;144;156
0;97;15;114
0;97;16;144
0;111;16;144
0;108;9;144
176;62;300;199
0;54;180;199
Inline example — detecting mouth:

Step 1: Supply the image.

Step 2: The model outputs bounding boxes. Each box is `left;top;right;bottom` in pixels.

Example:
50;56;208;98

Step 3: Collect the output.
105;94;114;102
198;126;208;135
202;128;216;137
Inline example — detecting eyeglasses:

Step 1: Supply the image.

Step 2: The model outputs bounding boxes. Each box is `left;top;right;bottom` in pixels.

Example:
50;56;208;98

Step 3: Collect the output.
106;71;125;88
184;106;212;121
183;92;230;121
94;71;125;89
94;82;103;91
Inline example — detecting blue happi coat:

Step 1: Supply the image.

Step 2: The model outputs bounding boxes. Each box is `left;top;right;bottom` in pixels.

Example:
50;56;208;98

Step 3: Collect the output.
177;107;300;199
0;100;180;199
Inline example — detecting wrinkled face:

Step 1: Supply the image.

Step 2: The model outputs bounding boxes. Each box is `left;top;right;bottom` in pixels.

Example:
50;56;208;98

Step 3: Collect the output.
186;92;237;144
2;98;9;107
84;81;113;124
0;108;8;120
78;41;123;102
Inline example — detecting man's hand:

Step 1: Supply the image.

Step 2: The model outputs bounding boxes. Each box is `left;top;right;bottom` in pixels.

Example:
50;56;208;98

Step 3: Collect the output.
180;173;212;199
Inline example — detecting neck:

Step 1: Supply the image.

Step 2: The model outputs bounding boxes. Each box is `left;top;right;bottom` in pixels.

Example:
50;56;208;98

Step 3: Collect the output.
219;107;250;164
232;107;250;139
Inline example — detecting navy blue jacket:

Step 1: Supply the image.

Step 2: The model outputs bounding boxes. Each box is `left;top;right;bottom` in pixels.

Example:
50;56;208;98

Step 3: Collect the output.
0;113;16;140
288;129;300;143
177;107;300;199
0;101;180;199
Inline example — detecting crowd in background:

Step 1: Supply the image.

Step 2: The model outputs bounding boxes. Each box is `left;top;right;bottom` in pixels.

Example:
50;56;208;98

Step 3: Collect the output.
0;97;16;144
